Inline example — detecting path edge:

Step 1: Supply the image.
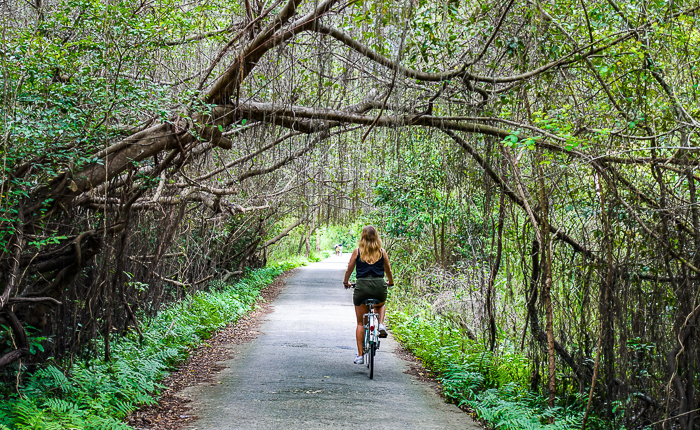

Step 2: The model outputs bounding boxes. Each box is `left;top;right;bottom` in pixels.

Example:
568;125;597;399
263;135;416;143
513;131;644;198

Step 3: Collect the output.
126;268;297;430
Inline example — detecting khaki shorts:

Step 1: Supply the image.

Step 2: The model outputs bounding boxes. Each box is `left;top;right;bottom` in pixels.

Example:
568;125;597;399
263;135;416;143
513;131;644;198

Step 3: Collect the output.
353;277;387;306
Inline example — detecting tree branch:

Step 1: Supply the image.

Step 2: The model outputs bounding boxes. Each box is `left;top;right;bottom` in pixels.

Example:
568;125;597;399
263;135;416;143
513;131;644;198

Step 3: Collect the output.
262;217;307;248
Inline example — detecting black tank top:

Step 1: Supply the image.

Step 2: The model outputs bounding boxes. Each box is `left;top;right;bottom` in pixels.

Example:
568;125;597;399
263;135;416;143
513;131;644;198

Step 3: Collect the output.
356;249;384;278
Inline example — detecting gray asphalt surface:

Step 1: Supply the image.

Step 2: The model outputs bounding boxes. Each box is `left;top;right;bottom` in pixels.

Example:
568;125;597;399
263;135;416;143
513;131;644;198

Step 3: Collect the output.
181;255;480;430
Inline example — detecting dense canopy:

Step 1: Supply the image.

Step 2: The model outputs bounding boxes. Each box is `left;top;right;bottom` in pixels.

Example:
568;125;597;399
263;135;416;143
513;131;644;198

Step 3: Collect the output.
1;0;700;428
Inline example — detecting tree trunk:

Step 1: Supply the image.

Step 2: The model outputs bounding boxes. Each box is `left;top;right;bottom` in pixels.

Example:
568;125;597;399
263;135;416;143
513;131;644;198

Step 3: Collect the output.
486;189;505;351
526;238;541;391
582;172;613;429
440;221;446;271
538;161;556;419
431;212;439;265
297;228;307;254
304;218;316;258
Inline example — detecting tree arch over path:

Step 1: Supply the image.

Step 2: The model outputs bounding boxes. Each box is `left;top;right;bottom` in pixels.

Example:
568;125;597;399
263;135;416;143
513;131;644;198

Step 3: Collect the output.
2;0;700;427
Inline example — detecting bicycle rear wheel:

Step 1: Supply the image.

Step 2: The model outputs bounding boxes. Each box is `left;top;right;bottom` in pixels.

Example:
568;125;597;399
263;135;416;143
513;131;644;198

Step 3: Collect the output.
364;335;370;369
369;343;375;379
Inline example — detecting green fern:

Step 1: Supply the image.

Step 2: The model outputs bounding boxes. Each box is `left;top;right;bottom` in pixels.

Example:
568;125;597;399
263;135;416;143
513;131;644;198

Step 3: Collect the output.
389;309;586;430
1;264;290;430
43;398;82;415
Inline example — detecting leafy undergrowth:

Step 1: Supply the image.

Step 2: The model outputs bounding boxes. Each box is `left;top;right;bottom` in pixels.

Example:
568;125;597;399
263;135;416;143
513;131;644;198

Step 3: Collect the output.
389;308;593;430
268;250;330;268
0;258;316;430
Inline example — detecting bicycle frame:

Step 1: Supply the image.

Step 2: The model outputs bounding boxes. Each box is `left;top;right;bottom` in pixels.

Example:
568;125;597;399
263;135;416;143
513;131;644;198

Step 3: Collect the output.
349;284;381;378
362;303;380;377
363;308;379;348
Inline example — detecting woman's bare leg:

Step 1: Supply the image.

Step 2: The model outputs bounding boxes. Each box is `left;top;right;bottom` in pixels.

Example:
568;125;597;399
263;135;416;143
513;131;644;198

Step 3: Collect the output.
376;303;386;325
354;304;367;356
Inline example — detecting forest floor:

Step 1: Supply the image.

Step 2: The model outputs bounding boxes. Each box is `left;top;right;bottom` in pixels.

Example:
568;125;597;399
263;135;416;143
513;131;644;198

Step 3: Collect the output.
128;256;481;430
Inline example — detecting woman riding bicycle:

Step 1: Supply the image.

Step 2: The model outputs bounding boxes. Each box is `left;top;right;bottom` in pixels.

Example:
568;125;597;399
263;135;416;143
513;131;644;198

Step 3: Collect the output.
343;226;394;364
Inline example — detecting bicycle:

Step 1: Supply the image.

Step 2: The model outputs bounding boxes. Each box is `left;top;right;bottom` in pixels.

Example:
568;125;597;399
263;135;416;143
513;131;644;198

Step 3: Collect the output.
361;297;381;379
347;283;386;378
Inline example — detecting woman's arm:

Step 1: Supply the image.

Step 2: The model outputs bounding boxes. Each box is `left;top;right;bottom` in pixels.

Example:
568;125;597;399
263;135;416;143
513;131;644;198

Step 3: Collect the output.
383;249;394;285
343;248;358;288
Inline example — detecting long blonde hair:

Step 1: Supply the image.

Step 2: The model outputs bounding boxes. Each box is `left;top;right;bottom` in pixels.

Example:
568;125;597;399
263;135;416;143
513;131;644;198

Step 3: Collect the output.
358;225;383;264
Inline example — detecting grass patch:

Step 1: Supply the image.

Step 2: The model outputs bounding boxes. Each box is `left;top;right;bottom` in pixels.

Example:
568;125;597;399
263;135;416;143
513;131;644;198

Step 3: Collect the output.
268;250;330;270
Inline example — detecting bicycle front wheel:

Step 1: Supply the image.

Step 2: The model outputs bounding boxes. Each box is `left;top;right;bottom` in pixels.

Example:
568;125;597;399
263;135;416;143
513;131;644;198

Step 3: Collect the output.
369;343;375;379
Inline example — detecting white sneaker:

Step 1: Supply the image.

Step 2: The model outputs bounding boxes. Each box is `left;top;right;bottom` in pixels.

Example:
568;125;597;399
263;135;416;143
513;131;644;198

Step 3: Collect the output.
354;355;364;364
378;324;388;338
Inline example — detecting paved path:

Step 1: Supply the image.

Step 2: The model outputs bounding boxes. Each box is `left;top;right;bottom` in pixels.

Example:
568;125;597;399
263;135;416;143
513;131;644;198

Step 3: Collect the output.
181;255;480;430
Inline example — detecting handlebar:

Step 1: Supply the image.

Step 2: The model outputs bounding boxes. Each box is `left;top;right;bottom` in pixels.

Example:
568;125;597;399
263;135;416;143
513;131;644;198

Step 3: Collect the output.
344;282;394;289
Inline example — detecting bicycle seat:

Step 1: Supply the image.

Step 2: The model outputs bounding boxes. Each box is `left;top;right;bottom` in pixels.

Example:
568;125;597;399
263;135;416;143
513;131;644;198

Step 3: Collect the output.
362;299;381;306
